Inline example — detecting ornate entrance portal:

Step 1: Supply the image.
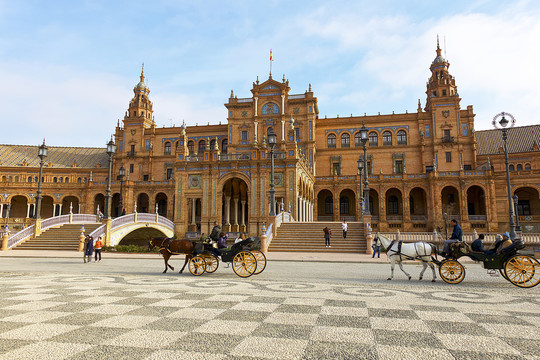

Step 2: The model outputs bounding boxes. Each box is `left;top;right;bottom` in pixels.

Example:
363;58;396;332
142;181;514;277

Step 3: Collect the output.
222;178;248;232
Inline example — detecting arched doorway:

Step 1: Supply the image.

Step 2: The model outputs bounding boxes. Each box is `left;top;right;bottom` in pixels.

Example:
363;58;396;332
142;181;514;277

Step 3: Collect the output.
137;193;150;213
221;178;249;232
385;188;403;221
156;193;168;217
62;196;79;214
317;189;333;221
467;186;486;219
368;189;379;217
40;196;54;218
94;194;105;215
513;187;540;232
339;189;356;220
441;186;460;219
112;193;121;217
10;196;27;218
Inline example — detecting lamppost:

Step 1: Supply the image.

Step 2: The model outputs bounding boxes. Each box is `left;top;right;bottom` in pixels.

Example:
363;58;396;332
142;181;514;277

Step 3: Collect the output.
35;140;48;219
267;127;277;217
513;194;521;233
117;165;125;217
357;157;364;218
492;112;517;239
359;123;370;215
105;139;116;220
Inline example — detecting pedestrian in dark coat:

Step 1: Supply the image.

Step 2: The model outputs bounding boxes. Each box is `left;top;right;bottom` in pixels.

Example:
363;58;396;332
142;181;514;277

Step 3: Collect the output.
85;236;94;263
323;227;331;248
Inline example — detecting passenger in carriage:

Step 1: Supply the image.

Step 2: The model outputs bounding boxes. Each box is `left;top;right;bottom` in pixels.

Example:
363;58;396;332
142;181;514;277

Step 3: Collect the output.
471;234;486;253
235;232;246;244
485;234;503;255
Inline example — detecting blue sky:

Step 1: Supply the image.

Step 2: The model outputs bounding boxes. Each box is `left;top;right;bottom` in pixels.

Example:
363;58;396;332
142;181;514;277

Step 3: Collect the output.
0;0;539;147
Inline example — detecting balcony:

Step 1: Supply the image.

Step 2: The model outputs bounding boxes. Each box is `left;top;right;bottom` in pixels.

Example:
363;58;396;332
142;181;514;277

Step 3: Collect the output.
442;136;455;144
411;215;427;222
218;153;251;161
386;215;403;221
186;155;204;162
126;151;136;157
469;215;487;221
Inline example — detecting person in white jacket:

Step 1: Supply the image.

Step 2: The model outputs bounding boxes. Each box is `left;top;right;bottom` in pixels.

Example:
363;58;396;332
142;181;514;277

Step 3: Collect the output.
341;220;348;239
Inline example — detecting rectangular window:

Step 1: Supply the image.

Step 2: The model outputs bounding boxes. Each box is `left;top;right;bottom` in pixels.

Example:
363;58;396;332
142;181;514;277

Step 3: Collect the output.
309;106;313;113
166;168;173;180
119;141;124;152
462;123;468;136
426;165;434;173
143;174;149;181
242;131;247;140
295;128;300;141
446;152;452;162
425;125;430;138
463;165;472;170
394;160;403;174
517;200;531;216
367;161;372;175
145;139;150;151
444;129;451;139
129;164;134;173
229;111;233;117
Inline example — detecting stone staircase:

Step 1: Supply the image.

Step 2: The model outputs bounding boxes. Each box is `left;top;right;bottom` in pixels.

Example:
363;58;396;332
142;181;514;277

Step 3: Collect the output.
268;222;367;253
14;223;102;251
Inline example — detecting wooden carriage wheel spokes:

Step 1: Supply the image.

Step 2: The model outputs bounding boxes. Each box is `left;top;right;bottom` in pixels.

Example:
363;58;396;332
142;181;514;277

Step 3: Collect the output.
250;250;267;275
232;251;257;278
438;259;466;284
188;255;206;276
504;255;540;288
203;254;219;273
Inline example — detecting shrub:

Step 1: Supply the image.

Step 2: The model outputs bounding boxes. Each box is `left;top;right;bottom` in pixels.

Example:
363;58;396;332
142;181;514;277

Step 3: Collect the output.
102;245;159;253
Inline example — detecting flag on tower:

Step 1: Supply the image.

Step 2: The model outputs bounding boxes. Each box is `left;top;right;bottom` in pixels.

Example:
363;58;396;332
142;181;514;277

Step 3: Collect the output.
270;49;273;61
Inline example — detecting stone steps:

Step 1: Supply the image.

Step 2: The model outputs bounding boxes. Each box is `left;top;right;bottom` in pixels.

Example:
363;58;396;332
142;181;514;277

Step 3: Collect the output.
14;223;102;251
269;222;366;253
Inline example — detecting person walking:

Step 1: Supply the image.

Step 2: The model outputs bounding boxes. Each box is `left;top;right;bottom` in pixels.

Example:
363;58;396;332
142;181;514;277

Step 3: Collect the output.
442;219;463;257
372;236;382;258
94;236;104;262
84;236;94;263
341;220;348;239
82;235;89;263
323;226;331;248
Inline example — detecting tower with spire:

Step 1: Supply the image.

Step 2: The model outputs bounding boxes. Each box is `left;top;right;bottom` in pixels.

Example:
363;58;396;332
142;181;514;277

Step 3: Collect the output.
124;64;154;128
424;36;459;112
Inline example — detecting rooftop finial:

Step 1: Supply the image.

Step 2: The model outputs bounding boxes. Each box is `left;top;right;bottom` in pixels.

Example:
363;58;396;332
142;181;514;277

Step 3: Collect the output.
308;83;312;92
140;63;145;82
436;35;442;56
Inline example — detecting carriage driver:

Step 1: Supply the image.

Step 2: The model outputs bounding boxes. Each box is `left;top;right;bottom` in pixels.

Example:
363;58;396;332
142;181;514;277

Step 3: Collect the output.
209;221;221;243
442;219;463;257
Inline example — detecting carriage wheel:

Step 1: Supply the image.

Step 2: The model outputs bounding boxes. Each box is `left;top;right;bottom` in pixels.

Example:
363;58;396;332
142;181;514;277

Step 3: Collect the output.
188;255;206;276
439;259;466;284
499;269;509;281
232;251;257;278
250;250;267;275
504;255;540;288
203;254;219;273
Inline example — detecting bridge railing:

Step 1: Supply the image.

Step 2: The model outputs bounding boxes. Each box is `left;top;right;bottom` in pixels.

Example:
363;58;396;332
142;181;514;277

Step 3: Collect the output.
88;213;175;242
379;231;540;246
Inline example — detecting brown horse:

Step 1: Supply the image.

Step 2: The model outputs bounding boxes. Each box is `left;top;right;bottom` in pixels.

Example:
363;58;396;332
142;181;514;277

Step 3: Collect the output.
148;237;194;273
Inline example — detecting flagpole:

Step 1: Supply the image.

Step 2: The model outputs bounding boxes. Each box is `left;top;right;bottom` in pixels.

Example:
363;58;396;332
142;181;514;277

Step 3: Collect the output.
270;49;272;76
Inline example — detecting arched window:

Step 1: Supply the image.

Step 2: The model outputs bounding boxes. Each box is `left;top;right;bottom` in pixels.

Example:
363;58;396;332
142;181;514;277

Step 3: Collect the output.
383;131;392;146
324;197;333;214
341;133;350;148
65;177;69;183
210;138;217;150
164;141;171;155
58;177;63;183
397;130;407;145
53;177;57;183
27;176;32;182
222;139;228;154
354;132;362;147
188;140;194;154
77;177;82;183
327;134;336;148
509;165;515;171
517;164;523;171
525;163;531;170
369;132;378;147
198;140;206;153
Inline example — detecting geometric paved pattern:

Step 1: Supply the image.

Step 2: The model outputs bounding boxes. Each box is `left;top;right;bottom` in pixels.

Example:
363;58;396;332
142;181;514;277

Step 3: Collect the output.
0;273;539;360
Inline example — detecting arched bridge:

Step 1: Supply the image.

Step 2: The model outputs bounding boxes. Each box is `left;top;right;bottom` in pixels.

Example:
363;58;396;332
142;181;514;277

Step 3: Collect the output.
5;213;174;249
89;213;174;246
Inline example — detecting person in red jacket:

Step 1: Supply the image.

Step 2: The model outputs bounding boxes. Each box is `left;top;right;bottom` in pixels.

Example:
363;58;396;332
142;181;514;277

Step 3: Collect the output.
94;236;104;262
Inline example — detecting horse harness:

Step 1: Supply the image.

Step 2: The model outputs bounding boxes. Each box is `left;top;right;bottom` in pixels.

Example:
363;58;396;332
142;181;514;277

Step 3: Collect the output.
158;238;180;255
387;240;432;262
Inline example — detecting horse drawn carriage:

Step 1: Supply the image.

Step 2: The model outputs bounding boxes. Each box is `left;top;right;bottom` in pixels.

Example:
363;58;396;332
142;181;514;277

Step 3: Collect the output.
438;238;540;287
187;237;267;278
375;233;540;288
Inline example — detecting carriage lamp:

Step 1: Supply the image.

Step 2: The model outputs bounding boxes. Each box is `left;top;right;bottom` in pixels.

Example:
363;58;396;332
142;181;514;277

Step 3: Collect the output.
267;127;277;217
35;139;48;220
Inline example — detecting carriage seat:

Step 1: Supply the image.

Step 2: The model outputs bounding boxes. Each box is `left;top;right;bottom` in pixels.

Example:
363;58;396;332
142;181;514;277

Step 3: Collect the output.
499;239;524;254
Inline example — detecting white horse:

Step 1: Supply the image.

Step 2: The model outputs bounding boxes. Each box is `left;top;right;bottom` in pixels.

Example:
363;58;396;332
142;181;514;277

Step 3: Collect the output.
375;233;437;282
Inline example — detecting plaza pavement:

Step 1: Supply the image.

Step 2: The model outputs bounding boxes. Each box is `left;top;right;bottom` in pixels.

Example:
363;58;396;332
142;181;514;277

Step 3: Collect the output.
0;250;538;360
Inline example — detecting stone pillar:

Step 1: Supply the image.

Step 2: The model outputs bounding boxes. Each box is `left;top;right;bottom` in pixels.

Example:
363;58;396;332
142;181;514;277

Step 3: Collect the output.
53;204;57;217
254;121;258;143
240;200;246;228
281;120;285;141
78;231;85;252
58;204;63;216
333;193;339;221
260;233;267;253
26;204;31;218
254;97;258;115
233;197;239;227
0;204;3;218
1;230;10;251
225;196;231;225
191;199;196;225
281;94;285;115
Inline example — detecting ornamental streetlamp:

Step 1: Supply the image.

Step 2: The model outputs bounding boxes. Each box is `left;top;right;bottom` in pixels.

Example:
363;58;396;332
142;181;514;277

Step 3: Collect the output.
35;139;48;219
105;138;116;220
492;112;517;240
117;165;125;217
357;157;364;217
267;127;277;217
512;194;521;233
360;123;370;215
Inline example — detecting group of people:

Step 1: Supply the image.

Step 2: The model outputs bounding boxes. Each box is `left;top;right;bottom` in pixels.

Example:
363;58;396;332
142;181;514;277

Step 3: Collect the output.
324;220;383;257
82;235;104;263
442;219;514;257
200;221;247;255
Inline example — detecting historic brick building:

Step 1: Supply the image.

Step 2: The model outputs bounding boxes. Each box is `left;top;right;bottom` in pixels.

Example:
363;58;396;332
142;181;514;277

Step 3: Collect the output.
2;42;540;237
